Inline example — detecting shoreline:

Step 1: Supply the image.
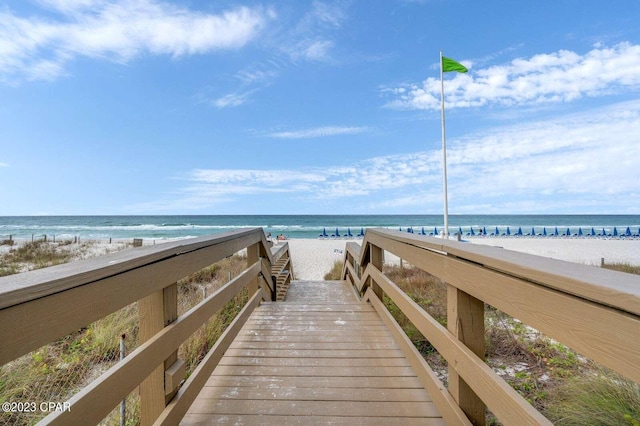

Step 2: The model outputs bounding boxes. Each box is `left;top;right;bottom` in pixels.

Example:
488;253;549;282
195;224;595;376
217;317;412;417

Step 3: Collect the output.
2;236;639;281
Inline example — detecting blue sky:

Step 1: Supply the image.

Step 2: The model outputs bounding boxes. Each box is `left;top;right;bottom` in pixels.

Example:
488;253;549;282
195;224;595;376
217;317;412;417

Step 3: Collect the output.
1;0;639;215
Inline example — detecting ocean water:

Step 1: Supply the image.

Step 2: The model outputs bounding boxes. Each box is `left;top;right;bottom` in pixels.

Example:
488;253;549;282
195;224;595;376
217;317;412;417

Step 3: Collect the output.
0;215;639;240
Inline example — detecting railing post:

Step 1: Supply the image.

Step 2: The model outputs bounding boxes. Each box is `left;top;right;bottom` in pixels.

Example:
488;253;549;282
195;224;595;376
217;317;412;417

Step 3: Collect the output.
447;285;486;425
247;243;260;296
138;282;178;426
369;244;384;300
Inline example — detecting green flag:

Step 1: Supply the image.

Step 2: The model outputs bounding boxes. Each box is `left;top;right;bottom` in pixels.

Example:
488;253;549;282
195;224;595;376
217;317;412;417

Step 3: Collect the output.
442;56;468;73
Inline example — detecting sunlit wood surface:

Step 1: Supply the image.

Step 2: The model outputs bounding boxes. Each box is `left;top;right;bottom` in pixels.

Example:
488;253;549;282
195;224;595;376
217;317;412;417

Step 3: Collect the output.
181;280;444;425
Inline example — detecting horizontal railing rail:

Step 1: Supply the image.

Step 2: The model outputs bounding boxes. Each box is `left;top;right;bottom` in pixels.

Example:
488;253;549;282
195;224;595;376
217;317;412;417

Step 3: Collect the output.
0;228;289;425
342;228;640;425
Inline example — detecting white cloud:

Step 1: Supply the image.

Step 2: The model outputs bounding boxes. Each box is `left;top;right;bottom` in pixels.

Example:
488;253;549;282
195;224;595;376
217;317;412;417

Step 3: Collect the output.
132;100;640;214
0;1;272;82
213;88;260;109
384;43;640;110
267;126;370;139
0;162;8;167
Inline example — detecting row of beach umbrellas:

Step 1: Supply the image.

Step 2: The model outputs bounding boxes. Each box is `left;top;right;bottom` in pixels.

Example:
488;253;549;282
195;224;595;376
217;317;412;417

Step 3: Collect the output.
400;226;640;237
319;226;640;238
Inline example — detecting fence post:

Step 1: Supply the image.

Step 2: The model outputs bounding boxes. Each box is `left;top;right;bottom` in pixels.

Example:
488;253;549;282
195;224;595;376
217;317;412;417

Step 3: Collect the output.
369;244;384;300
247;243;260;296
120;334;126;426
447;285;486;425
138;282;179;425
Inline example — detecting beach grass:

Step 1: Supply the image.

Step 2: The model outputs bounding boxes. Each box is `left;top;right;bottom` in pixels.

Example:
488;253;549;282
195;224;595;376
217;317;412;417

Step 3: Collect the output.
602;261;640;275
323;260;344;280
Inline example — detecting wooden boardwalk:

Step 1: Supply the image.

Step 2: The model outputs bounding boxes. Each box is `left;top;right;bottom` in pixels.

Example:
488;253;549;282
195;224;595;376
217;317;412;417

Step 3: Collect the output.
181;280;444;425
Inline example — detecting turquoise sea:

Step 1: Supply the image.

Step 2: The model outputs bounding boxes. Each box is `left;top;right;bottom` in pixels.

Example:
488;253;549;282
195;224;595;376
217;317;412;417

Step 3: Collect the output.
1;215;639;240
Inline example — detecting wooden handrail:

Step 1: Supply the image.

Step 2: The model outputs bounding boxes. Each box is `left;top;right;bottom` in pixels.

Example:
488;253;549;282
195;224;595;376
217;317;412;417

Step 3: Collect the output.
342;228;640;425
0;228;288;426
43;264;263;425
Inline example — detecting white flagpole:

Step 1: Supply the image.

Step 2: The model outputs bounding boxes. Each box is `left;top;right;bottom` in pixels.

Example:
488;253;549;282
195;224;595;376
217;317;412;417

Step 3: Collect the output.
439;50;449;239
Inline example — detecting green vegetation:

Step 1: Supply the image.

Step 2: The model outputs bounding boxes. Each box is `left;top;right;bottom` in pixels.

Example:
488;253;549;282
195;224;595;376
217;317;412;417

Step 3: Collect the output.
323;260;344;280
548;368;640;425
0;241;71;276
602;261;640;275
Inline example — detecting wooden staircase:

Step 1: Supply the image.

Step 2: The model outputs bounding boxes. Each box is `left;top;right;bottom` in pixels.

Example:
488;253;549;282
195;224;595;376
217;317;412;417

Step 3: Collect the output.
270;248;292;301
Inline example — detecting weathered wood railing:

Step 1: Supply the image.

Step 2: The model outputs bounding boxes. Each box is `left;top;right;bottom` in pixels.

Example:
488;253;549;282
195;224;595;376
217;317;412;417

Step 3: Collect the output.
0;228;291;425
342;228;640;425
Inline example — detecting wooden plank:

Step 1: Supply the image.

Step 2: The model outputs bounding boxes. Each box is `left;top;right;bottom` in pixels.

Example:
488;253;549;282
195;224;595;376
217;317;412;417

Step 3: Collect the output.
211;365;417;377
233;330;394;341
364;228;640;318
204;375;425;389
187;399;441;418
224;348;406;358
448;285;486;425
138;290;167;426
0;228;264;310
248;313;382;321
248;316;384;323
181;414;444;425
196;386;430;402
240;325;390;337
218;356;410;367
231;341;398;350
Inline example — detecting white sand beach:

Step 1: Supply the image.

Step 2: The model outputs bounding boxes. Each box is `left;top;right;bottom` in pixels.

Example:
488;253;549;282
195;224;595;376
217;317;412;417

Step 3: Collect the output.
283;237;640;280
3;235;639;281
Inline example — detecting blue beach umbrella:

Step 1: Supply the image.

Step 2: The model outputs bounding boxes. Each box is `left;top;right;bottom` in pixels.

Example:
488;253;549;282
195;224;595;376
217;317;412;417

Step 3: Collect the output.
565;227;571;236
626;227;632;236
506;227;511;236
458;226;463;235
542;227;547;236
433;227;438;235
602;227;607;236
335;228;340;237
420;227;426;235
517;227;523;236
591;227;596;236
483;227;487;235
531;227;536;236
495;226;499;235
613;227;618;236
470;228;475;236
578;228;583;236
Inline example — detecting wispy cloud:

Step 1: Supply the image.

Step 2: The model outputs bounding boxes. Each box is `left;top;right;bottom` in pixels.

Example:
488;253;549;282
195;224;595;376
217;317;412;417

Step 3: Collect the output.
267;126;370;139
133;99;640;213
0;1;272;82
213;88;261;109
383;42;640;110
0;162;8;167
